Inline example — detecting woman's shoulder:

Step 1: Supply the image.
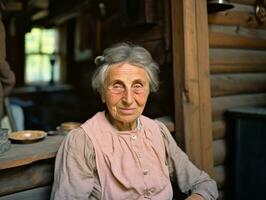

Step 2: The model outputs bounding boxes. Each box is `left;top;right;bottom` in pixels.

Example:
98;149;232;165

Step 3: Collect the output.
64;127;94;152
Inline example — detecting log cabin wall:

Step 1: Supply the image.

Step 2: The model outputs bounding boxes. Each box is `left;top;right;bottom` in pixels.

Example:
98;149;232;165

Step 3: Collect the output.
208;0;266;199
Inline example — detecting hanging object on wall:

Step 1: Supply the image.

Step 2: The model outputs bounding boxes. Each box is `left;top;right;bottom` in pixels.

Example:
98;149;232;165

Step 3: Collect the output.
256;0;266;24
207;0;234;13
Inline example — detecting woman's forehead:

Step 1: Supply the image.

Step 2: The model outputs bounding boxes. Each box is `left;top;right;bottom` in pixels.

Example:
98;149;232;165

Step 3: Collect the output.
107;63;148;81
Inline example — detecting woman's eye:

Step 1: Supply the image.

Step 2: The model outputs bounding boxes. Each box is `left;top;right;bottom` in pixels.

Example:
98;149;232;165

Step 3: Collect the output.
133;84;144;93
133;84;142;89
109;84;124;94
113;84;122;89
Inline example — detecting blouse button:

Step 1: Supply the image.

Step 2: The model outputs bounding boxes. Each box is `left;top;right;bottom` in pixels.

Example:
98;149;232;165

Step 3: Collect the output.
131;134;137;140
143;169;149;175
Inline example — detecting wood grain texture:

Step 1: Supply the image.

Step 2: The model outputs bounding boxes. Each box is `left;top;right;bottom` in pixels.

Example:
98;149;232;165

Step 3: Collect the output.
0;135;64;170
210;48;266;65
210;64;266;74
212;120;226;140
209;25;266;49
172;0;214;175
214;165;225;189
231;0;266;5
211;73;266;97
208;3;266;29
0;159;54;196
213;139;226;166
211;93;266;120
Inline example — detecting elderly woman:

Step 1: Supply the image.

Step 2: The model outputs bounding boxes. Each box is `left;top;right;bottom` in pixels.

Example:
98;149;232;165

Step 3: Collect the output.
51;42;218;200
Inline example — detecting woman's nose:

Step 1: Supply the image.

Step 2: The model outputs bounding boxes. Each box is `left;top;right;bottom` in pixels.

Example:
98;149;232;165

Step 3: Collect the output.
122;89;134;104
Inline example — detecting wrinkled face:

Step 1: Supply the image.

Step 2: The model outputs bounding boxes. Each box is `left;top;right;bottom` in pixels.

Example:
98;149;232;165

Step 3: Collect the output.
102;62;150;131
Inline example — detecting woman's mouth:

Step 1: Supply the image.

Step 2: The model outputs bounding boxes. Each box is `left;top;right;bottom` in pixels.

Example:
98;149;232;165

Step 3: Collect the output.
119;108;136;115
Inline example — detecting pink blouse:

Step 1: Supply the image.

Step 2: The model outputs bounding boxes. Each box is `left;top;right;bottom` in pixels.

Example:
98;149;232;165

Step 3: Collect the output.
51;112;218;200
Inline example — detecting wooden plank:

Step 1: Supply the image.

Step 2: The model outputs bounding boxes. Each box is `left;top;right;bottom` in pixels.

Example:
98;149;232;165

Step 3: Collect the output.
208;3;266;29
212;120;226;140
195;0;214;175
171;0;213;174
211;73;266;97
213;139;226;166
0;159;54;196
231;0;266;5
182;0;202;168
0;135;64;170
171;0;185;150
210;64;266;74
209;25;266;49
213;165;225;189
210;48;266;65
209;24;266;40
0;185;51;200
211;93;266;120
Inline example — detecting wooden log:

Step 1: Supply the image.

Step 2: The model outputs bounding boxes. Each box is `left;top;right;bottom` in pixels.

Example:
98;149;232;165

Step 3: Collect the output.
212;120;226;140
208;3;266;29
231;0;266;5
212;93;266;120
210;64;266;74
210;48;266;65
0;159;54;196
171;0;214;175
211;73;266;97
213;139;226;166
213;165;225;189
209;25;266;49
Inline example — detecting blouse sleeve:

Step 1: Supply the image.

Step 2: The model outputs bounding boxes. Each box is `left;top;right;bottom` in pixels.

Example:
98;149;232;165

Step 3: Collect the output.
50;128;96;200
155;120;218;200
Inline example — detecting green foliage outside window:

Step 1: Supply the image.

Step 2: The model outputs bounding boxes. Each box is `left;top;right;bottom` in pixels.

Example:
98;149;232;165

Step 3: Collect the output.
25;28;59;84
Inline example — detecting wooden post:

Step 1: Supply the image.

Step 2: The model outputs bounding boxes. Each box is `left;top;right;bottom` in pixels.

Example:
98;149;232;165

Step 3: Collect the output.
171;0;214;175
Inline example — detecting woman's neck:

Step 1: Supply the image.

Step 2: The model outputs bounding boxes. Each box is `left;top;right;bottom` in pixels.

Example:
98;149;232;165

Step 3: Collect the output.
105;112;137;131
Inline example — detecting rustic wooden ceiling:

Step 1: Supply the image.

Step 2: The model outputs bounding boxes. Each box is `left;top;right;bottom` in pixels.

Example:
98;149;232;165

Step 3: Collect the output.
0;0;91;27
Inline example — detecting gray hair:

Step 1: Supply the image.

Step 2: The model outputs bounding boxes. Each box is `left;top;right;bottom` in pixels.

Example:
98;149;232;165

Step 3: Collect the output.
91;42;159;95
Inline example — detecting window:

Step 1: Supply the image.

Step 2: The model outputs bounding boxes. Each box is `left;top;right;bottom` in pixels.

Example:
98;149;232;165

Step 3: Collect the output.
25;28;60;84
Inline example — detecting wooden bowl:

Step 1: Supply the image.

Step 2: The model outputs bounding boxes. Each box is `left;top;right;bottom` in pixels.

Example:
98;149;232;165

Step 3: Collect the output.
9;130;47;143
60;122;81;131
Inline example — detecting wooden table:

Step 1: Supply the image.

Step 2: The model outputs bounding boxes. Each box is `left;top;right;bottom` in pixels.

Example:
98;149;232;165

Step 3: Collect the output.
0;135;65;198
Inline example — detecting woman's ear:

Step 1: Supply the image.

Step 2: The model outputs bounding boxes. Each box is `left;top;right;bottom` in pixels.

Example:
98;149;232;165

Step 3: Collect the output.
101;93;106;103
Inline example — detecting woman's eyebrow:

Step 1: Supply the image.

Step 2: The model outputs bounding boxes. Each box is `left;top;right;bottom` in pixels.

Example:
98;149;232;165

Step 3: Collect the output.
132;79;146;84
109;79;124;85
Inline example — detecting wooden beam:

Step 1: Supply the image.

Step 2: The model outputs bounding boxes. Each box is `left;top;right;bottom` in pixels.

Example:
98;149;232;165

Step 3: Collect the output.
171;0;214;175
210;48;266;65
211;93;266;120
212;120;226;140
211;73;266;97
170;0;185;148
213;139;226;166
208;3;266;29
213;165;225;189
231;0;266;5
210;64;266;74
209;25;266;49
